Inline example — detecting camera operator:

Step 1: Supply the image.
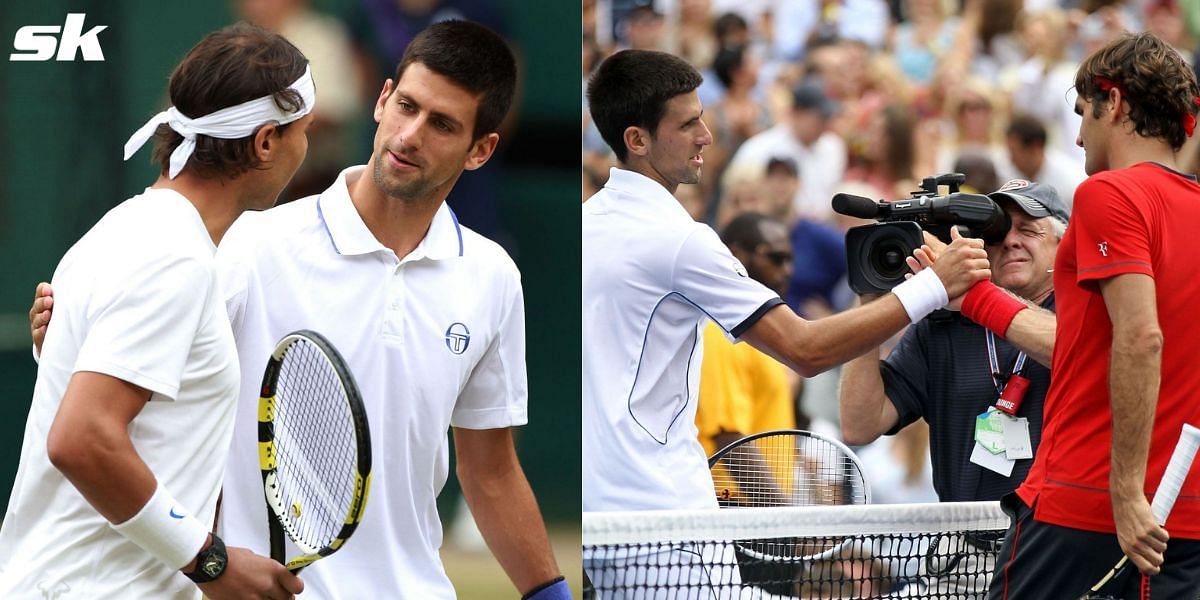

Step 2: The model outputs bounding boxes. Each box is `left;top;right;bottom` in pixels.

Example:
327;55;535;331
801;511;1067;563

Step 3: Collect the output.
839;180;1069;597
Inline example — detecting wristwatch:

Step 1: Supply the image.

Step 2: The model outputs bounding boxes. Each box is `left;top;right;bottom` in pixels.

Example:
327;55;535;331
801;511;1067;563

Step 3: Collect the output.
184;534;228;583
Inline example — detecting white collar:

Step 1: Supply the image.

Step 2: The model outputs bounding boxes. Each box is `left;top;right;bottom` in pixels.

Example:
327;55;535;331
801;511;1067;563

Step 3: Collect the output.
602;167;694;221
317;166;464;260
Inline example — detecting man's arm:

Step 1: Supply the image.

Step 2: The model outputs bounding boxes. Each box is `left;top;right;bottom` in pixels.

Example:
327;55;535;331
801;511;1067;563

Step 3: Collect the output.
1099;273;1169;575
47;372;302;598
453;426;564;597
1000;304;1056;367
838;346;901;447
741;233;990;377
836;294;900;446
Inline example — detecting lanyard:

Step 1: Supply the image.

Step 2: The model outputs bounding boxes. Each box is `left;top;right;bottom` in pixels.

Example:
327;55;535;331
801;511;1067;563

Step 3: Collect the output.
987;330;1029;416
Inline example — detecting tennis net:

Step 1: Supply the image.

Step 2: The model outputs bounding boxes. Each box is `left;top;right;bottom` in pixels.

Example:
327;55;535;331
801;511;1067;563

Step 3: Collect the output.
583;501;1009;599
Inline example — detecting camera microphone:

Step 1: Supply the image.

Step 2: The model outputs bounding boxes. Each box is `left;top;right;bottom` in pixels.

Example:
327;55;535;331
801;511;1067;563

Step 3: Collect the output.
832;193;886;219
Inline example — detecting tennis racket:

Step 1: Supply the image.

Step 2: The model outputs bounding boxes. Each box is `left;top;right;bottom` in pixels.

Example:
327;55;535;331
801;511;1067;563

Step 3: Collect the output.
708;429;871;594
1080;423;1200;600
709;429;871;509
258;330;372;573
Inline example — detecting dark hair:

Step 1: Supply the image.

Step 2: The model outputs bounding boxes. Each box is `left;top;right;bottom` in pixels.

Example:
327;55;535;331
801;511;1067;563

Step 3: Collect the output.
152;23;308;180
721;211;774;250
880;103;916;182
712;45;746;90
713;12;748;44
587;49;703;162
766;156;799;177
394;20;517;140
953;151;999;194
1074;32;1200;150
1007;113;1047;147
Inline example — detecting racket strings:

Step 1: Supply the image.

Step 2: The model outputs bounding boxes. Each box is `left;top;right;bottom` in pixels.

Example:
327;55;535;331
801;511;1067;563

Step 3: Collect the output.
271;339;359;551
711;433;869;562
711;434;868;509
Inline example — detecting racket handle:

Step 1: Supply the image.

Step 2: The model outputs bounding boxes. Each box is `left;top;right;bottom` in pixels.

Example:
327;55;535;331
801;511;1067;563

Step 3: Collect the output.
1084;556;1132;599
1150;423;1200;525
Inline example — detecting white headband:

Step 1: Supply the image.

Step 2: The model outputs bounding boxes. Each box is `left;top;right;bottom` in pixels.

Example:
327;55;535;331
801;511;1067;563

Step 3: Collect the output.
123;64;316;179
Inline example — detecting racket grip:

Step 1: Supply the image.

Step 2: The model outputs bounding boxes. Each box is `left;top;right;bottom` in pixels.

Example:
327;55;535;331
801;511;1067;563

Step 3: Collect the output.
1150;424;1200;525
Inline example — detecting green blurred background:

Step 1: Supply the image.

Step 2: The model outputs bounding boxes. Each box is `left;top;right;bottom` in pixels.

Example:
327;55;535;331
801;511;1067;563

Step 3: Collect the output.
0;1;579;596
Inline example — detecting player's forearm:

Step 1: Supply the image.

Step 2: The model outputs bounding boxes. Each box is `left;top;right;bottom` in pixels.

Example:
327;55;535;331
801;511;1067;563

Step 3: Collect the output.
996;303;1056;367
47;418;157;523
47;374;158;524
1108;327;1162;502
459;459;560;594
743;299;910;378
838;349;893;446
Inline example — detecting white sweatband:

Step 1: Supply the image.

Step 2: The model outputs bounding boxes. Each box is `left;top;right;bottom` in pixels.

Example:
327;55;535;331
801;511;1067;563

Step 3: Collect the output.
110;482;209;571
891;267;949;323
123;64;316;179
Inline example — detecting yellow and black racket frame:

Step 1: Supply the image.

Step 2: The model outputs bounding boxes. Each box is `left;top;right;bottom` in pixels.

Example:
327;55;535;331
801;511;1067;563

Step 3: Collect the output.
258;329;372;573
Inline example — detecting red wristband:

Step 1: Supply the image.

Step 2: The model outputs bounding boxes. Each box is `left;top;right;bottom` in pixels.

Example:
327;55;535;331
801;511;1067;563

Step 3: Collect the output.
961;281;1027;338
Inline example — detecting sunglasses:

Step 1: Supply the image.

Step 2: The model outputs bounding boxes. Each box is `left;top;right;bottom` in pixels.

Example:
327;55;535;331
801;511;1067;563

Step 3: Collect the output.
757;249;793;266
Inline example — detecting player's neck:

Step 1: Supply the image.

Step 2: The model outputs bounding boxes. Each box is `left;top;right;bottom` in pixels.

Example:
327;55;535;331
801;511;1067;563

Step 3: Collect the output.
346;166;443;259
150;173;246;246
1107;132;1178;172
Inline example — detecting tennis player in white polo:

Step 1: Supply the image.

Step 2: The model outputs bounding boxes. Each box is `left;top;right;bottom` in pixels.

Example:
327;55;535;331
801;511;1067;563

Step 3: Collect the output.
582;50;991;597
30;20;568;600
0;25;310;599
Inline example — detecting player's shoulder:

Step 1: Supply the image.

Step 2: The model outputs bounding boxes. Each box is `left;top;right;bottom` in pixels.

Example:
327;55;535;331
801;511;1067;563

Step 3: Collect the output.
224;195;322;252
458;225;520;279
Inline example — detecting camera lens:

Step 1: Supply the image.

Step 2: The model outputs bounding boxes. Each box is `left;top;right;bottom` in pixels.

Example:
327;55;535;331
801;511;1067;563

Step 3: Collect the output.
870;239;910;279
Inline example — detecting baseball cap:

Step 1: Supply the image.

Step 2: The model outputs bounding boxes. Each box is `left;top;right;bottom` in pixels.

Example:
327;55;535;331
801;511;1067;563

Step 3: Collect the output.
791;81;839;119
988;179;1071;224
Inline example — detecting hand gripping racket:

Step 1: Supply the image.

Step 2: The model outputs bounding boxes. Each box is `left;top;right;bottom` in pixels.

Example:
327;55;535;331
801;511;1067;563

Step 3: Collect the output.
258;330;372;573
1081;423;1200;600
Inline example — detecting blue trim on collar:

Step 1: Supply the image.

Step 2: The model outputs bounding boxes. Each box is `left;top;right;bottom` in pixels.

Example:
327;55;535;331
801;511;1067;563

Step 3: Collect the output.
448;206;464;257
316;198;343;255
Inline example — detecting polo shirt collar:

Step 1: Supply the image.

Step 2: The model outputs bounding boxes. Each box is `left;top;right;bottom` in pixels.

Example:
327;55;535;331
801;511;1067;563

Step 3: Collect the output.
604;167;693;221
318;166;465;260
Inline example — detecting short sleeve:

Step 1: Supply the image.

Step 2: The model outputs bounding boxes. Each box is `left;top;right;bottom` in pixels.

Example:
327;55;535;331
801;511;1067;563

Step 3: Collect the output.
1071;177;1153;284
74;255;213;401
674;226;783;339
452;269;528;429
881;324;930;434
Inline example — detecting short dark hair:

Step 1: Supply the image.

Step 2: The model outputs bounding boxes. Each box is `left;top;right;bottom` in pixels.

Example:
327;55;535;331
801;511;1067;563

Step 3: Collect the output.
712;45;745;90
587;49;703;163
721;211;774;250
394;20;517;140
1007;113;1047;147
713;13;748;44
766;157;798;177
1074;32;1200;150
152;23;308;180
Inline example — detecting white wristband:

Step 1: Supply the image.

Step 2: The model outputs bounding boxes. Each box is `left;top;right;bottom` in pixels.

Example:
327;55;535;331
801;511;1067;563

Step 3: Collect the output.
110;482;209;571
892;268;949;323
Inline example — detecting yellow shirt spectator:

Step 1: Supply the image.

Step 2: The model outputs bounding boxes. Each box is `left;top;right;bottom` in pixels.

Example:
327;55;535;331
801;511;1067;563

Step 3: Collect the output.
696;320;795;457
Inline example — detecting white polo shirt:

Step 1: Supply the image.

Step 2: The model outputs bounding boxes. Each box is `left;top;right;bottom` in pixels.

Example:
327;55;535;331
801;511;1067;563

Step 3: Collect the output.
582;168;781;512
0;189;238;599
215;166;527;599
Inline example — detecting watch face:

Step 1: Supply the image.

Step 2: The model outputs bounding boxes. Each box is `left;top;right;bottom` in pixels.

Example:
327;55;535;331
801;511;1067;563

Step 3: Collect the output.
201;554;226;578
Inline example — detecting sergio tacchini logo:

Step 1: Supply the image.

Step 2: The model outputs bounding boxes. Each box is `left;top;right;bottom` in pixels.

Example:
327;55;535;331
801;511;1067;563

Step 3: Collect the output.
445;322;470;355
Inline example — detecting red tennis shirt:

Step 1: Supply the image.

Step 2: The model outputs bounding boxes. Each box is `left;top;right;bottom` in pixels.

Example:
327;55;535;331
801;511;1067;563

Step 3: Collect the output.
1017;162;1200;538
